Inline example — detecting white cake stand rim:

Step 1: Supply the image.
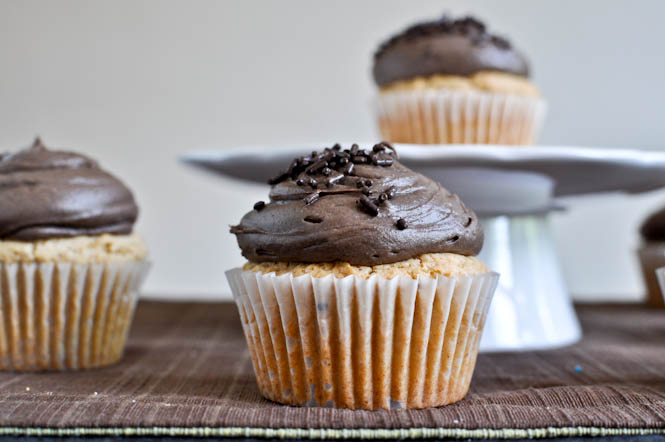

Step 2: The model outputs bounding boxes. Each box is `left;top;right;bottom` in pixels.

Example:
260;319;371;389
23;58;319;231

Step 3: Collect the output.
180;143;665;196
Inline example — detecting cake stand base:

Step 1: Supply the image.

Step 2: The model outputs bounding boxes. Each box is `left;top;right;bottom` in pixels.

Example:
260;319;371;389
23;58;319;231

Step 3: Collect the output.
478;214;581;352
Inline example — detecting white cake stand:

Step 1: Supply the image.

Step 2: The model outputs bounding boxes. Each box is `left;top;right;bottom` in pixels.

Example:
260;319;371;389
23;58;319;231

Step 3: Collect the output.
181;144;665;352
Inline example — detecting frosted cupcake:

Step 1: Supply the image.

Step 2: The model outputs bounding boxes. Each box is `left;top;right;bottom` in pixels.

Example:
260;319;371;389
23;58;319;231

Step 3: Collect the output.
373;15;546;145
0;138;149;371
227;143;498;409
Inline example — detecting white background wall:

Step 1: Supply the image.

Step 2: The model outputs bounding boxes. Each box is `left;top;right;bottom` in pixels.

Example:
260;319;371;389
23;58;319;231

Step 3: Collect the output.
1;0;664;301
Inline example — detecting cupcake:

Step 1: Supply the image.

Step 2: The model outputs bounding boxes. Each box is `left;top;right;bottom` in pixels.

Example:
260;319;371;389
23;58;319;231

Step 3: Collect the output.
227;143;498;410
373;15;546;145
0;138;149;371
638;206;665;308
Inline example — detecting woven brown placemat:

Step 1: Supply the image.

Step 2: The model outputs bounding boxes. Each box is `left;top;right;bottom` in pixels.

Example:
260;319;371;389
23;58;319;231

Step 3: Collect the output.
0;301;664;438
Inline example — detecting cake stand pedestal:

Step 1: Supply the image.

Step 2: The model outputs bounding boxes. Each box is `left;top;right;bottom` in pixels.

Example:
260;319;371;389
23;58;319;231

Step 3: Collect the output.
181;144;665;352
478;215;578;351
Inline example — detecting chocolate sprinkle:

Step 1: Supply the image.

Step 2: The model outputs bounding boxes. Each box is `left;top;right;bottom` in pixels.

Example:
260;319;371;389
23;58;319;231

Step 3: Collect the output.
358;195;379;216
379;141;398;157
307;160;328;175
326;172;344;187
253;201;266;211
268;171;288;185
304;193;320;205
396;218;408;230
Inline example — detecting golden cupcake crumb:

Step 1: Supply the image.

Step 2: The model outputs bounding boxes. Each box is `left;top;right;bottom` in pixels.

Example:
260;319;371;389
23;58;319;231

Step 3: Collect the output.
381;70;540;97
0;233;148;264
243;252;488;280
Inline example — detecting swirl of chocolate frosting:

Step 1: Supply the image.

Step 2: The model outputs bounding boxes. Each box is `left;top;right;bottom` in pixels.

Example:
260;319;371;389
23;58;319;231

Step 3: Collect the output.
231;143;483;265
0;138;139;241
373;15;530;87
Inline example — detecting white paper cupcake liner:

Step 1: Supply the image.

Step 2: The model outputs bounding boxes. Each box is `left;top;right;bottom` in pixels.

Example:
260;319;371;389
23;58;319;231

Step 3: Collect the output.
375;89;547;145
638;246;665;307
0;260;150;371
226;268;499;410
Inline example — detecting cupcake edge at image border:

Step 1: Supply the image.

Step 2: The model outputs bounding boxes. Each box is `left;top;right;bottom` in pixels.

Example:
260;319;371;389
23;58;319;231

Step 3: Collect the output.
0;139;150;371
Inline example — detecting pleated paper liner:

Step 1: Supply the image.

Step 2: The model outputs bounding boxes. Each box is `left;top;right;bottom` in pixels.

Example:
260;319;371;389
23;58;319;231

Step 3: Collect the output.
226;268;499;410
375;89;547;145
0;260;150;371
639;246;665;308
655;266;665;305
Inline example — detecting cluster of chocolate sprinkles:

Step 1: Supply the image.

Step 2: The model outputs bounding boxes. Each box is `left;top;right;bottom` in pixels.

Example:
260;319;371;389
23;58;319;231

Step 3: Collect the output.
268;142;396;186
375;15;511;59
263;142;409;230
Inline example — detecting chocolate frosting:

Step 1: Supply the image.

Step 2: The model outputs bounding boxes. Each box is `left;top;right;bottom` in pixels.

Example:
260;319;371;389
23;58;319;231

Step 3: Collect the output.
641;207;665;241
373;15;530;87
231;143;483;265
0;138;139;241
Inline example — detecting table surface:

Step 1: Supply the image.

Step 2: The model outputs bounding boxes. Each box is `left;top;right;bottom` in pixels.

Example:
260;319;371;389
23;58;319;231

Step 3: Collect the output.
0;301;664;440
